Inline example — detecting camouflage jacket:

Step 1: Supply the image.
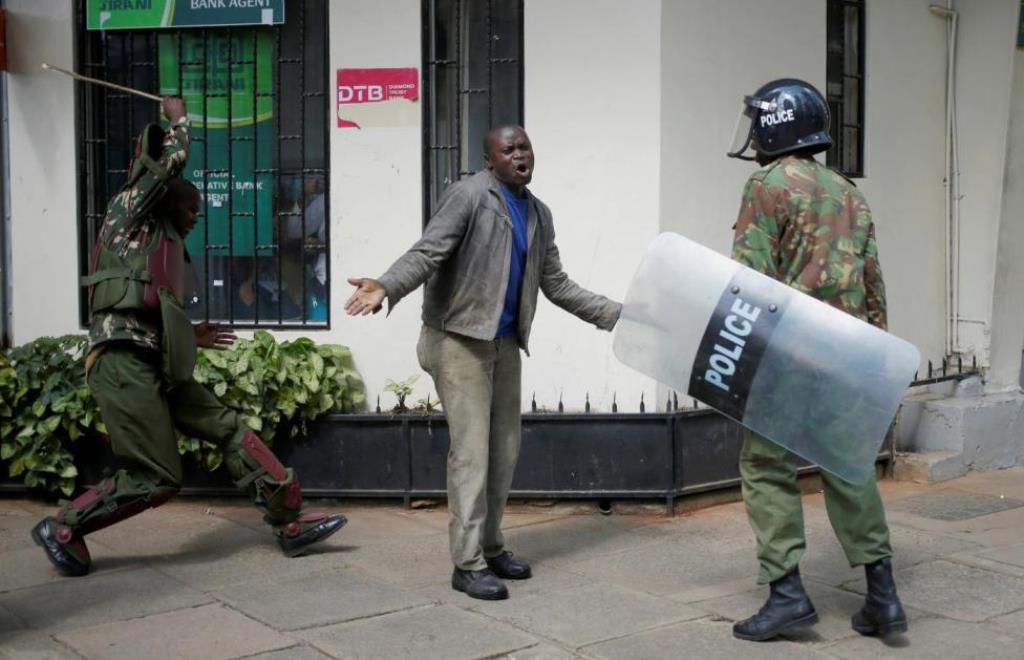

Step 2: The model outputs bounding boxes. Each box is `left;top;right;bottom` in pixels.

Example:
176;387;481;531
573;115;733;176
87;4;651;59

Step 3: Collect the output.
731;155;887;330
88;120;191;352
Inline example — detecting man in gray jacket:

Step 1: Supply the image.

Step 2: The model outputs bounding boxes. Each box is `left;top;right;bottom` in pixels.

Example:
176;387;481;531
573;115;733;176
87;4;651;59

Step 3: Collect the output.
346;125;621;600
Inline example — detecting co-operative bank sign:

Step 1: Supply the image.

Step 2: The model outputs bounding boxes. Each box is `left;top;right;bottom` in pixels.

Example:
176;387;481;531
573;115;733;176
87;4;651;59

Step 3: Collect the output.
87;0;284;30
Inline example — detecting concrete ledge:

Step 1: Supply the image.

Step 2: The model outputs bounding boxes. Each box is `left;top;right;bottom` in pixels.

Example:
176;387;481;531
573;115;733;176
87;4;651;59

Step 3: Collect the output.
895;385;1024;482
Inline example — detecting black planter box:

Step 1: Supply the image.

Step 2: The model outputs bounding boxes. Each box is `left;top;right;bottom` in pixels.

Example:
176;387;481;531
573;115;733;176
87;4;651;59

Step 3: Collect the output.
1;409;891;513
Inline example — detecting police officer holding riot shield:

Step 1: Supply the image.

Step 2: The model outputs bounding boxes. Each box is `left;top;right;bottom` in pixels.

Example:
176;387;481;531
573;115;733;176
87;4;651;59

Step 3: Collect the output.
725;79;907;641
32;96;346;578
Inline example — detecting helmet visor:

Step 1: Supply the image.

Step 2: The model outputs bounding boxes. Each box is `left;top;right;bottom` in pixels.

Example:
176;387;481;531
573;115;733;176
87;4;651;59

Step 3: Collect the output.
727;95;774;160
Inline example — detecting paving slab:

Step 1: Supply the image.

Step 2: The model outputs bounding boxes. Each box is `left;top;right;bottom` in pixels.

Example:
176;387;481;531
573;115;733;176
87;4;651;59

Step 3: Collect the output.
0;603;25;636
154;534;353;592
501;515;686;569
300;604;537;660
563;534;752;597
840;559;1024;622
83;505;265;561
214;567;428;630
0;505;40;553
584;618;830;660
667;576;762;605
56;603;294;660
243;644;337;660
799;516;986;586
0;631;81;659
336;530;457;590
0;566;213;632
822;615;1022;659
986;607;1024;639
975;542;1024;570
943;467;1024;500
502;643;588;660
473;582;703;648
886;490;1024;521
0;540;126;595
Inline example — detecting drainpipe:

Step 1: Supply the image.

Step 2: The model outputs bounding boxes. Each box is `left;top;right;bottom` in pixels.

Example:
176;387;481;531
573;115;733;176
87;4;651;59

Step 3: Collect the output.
930;2;961;356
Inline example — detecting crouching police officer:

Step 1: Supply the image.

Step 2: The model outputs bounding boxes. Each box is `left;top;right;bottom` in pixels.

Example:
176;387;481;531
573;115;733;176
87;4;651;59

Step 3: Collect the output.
725;79;907;641
32;96;346;577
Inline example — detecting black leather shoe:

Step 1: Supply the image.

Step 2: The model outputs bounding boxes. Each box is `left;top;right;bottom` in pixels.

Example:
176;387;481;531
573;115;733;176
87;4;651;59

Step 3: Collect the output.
31;517;91;577
733;568;818;641
452;568;509;600
852;557;908;636
277;513;347;557
486;551;532;580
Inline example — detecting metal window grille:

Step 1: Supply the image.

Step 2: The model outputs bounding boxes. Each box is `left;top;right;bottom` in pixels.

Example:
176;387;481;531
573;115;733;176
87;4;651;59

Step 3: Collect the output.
422;0;524;220
76;0;329;328
826;0;866;177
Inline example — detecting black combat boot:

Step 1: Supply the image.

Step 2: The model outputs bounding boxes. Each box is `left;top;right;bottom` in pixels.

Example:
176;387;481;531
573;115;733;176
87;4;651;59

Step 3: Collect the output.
852;557;908;636
733;567;819;641
452;568;509;600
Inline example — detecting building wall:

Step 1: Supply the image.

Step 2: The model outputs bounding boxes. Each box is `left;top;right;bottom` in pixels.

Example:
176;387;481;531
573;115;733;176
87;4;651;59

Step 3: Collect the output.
520;0;661;412
659;0;951;367
3;1;1023;411
987;46;1024;390
947;0;1021;362
4;1;78;344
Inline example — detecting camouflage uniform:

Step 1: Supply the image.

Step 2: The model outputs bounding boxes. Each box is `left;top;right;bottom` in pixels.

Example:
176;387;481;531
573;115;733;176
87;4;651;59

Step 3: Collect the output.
33;119;344;578
732;154;893;584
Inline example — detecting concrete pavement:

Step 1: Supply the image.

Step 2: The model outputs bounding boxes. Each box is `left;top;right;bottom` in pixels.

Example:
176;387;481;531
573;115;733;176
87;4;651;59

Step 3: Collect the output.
3;468;1024;659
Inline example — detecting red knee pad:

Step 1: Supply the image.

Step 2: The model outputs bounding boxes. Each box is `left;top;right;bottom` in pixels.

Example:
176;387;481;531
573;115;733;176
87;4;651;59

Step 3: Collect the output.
240;431;289;482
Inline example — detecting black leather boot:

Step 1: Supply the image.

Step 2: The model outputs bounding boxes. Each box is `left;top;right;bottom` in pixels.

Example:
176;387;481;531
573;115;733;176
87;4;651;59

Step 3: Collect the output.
452;568;509;600
276;513;348;557
31;517;91;577
733;568;818;641
852;557;908;636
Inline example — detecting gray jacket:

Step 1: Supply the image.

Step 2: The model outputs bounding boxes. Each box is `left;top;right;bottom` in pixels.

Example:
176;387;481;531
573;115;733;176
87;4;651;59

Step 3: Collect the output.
377;171;621;351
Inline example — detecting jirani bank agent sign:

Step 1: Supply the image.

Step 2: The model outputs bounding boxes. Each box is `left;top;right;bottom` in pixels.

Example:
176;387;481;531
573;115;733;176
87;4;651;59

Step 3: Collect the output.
336;68;419;129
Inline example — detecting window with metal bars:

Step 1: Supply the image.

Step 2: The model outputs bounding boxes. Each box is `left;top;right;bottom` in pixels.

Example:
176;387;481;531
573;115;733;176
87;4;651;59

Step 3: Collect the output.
76;0;329;328
826;0;866;177
422;0;523;221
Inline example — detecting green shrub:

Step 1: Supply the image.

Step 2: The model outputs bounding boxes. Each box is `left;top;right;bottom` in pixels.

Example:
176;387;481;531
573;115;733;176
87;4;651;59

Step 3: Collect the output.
0;331;366;493
0;335;100;495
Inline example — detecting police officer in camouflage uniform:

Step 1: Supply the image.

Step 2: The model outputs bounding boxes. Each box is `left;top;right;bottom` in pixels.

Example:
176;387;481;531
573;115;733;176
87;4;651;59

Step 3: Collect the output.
725;79;907;641
31;96;346;577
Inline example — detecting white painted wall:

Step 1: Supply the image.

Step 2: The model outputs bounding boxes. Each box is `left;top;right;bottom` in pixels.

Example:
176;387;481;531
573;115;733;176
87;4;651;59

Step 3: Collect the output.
659;0;951;367
313;0;427;410
4;1;1023;408
521;0;661;412
660;0;824;256
5;1;78;344
947;0;1021;363
857;0;947;364
987;48;1024;390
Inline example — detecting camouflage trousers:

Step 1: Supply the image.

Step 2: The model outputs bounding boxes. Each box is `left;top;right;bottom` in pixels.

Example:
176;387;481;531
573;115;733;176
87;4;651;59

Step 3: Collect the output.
740;430;893;584
62;342;300;534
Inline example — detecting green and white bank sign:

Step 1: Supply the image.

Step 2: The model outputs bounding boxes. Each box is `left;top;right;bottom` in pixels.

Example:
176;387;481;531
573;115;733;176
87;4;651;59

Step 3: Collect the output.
87;0;284;30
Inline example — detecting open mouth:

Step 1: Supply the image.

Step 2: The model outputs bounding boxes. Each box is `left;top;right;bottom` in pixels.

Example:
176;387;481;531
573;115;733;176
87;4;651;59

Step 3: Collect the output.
515;163;530;176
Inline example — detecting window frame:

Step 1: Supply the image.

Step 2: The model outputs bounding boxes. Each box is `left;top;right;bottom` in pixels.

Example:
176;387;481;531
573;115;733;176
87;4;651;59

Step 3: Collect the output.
826;0;866;178
73;0;331;329
421;0;525;224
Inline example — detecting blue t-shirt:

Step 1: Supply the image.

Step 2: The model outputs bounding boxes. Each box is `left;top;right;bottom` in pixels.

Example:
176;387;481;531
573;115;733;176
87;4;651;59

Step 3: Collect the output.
495;184;529;338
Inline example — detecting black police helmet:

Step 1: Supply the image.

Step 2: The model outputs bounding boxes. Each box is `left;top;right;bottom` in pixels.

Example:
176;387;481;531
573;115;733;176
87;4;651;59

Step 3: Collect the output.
727;78;832;160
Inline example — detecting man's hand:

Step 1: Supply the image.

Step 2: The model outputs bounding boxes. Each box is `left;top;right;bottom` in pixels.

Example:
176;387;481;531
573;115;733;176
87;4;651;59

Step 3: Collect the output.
195;323;237;349
345;277;386;316
162;96;187;124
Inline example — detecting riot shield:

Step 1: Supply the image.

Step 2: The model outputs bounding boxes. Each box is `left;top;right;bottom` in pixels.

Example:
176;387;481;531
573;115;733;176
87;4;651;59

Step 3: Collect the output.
613;233;920;484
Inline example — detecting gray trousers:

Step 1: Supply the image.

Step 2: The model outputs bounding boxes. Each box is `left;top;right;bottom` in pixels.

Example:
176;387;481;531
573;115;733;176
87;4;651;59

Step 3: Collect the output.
417;325;522;571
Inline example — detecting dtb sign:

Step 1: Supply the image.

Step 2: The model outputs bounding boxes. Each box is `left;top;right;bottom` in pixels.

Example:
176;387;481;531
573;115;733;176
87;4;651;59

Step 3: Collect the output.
337;68;419;128
338;85;384;103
